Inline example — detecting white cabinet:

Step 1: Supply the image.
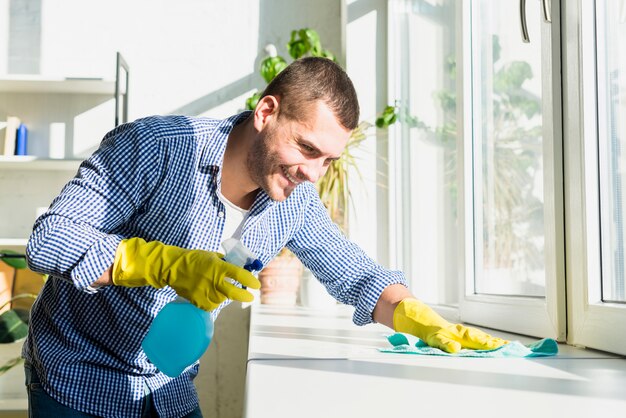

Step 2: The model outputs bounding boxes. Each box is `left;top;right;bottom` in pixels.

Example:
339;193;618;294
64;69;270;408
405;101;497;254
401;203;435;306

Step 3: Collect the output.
0;54;129;247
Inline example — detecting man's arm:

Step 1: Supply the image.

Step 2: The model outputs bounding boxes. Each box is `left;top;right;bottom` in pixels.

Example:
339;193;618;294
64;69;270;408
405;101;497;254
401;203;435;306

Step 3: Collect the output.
92;265;113;287
375;284;508;353
26;120;162;291
372;284;413;328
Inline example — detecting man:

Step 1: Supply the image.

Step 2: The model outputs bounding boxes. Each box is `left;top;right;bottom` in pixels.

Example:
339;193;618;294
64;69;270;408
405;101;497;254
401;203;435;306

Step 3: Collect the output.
24;57;507;417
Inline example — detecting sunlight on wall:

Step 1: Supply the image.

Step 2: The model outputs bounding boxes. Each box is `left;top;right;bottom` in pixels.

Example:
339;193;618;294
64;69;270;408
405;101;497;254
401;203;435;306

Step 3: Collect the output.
73;99;115;158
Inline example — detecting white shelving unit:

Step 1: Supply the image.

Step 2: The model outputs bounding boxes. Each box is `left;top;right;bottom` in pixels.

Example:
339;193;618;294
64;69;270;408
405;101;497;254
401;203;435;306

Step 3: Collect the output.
0;238;28;248
0;156;82;171
0;75;118;95
0;53;129;247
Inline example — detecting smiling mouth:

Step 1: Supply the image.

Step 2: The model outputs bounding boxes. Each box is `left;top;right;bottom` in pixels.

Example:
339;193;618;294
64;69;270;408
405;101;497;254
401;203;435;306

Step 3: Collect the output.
282;166;301;185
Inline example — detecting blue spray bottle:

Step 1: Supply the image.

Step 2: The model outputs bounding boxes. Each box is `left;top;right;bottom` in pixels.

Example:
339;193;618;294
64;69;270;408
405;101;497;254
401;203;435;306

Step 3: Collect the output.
141;239;262;377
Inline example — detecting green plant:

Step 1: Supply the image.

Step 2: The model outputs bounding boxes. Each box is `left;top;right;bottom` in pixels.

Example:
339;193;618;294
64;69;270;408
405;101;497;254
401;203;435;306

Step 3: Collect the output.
0;250;27;270
246;28;398;231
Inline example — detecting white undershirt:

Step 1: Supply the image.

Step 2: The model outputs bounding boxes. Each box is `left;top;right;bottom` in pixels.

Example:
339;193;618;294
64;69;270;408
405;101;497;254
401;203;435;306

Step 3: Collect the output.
216;188;249;241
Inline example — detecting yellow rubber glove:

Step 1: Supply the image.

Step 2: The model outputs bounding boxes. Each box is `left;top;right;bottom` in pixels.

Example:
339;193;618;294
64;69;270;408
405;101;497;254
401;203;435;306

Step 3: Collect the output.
112;238;261;311
393;298;508;353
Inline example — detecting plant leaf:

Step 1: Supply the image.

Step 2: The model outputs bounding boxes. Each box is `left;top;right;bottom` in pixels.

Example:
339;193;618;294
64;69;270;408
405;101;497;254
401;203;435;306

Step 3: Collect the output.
0;250;27;269
0;309;29;343
245;92;261;111
287;36;308;60
375;105;398;128
303;29;322;56
321;49;336;62
260;56;288;84
0;356;23;376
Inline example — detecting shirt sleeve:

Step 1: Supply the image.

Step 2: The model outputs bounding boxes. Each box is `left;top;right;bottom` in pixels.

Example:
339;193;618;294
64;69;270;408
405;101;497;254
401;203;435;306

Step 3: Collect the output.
287;184;408;326
26;119;164;291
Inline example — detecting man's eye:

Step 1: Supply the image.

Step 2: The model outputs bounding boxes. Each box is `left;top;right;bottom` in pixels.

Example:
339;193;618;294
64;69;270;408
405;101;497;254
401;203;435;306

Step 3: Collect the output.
301;144;315;153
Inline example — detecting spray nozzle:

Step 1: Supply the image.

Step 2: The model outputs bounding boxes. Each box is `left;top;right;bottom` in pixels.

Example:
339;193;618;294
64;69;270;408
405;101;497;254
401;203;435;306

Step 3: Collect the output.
222;238;263;272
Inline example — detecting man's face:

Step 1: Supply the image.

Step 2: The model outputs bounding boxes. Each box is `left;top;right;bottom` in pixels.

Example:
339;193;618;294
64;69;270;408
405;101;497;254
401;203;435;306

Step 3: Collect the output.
247;100;351;202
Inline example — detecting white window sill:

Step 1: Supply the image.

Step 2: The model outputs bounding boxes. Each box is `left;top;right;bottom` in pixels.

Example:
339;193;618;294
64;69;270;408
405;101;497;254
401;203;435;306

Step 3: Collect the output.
244;304;626;418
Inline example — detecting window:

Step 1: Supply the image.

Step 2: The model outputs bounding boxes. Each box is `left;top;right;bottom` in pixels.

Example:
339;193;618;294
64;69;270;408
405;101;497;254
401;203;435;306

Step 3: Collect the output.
471;1;546;298
388;0;460;310
459;0;564;338
390;0;626;354
597;0;626;304
566;0;626;354
390;0;564;337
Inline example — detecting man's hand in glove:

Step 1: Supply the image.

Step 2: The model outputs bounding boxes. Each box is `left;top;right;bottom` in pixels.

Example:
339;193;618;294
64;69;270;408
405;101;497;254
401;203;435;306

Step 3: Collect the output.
112;237;261;311
394;298;508;353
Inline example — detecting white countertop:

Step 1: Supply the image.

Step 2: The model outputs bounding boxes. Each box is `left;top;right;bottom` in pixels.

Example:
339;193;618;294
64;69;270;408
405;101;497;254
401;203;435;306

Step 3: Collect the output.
247;304;389;360
244;304;626;418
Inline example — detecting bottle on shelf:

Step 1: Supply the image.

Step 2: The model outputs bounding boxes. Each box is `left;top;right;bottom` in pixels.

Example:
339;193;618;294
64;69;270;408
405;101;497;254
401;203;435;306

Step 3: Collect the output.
15;123;28;155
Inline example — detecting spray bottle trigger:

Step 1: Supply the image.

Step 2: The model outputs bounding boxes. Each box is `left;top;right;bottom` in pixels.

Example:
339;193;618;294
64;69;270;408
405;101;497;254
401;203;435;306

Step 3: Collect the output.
244;259;263;272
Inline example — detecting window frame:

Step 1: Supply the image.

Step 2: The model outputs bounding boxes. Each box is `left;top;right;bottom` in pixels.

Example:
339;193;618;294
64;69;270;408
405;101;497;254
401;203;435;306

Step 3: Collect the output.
565;0;626;355
456;0;566;340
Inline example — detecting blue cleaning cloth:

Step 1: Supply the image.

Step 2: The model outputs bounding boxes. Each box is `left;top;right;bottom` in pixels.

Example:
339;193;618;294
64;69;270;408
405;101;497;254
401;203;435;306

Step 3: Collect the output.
381;333;558;358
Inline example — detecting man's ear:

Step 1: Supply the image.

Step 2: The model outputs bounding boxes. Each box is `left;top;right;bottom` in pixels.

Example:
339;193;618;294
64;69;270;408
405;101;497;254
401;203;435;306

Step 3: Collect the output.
253;95;279;131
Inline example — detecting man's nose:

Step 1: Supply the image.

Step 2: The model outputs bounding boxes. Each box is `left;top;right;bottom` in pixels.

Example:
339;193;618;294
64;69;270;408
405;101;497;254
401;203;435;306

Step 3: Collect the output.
299;159;326;183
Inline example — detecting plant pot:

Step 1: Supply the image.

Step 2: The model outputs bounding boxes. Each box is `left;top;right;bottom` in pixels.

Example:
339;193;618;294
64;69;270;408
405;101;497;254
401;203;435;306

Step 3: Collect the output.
258;255;302;306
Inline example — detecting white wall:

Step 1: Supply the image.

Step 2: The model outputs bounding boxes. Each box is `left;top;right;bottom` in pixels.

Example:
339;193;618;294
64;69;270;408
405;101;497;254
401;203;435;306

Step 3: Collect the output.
0;0;388;259
0;0;344;119
0;1;345;417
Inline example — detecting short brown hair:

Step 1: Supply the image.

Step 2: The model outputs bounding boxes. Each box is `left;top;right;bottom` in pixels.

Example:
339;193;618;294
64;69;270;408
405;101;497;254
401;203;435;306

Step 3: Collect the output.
260;57;360;130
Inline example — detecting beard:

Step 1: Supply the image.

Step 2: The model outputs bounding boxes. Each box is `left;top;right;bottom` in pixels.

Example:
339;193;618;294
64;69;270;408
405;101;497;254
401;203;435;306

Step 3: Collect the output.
246;127;294;202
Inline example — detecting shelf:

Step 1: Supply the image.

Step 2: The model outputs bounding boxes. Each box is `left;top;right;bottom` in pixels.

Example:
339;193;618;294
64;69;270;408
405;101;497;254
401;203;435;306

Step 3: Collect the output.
0;239;28;247
0;156;82;171
0;75;119;94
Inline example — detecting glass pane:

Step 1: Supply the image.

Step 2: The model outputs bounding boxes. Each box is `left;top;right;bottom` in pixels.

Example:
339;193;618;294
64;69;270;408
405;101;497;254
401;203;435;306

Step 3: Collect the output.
395;0;459;305
472;0;545;297
597;0;626;303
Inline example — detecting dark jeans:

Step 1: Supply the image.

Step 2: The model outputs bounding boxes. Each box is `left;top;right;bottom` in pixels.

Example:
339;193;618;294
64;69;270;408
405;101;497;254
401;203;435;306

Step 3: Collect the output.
24;362;203;418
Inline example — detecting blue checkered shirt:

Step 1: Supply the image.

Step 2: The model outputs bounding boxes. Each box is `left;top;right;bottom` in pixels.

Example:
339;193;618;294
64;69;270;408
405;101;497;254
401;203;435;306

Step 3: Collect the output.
24;111;407;417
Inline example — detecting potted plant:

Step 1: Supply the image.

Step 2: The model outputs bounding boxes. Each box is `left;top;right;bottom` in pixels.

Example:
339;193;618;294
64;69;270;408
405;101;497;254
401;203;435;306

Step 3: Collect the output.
245;29;398;306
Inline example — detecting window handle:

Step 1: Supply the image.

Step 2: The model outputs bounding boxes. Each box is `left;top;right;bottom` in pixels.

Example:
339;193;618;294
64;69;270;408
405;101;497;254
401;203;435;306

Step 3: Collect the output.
520;0;530;43
520;0;552;43
542;0;552;23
